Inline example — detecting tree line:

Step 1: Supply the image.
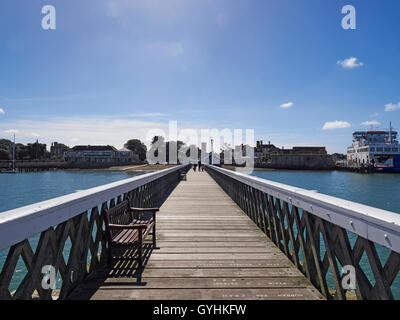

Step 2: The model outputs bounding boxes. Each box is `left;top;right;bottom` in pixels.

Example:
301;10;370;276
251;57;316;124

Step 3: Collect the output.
0;136;205;162
0;139;48;161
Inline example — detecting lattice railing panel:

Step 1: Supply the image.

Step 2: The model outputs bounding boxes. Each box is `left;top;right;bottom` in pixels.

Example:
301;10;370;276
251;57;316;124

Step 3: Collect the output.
206;166;400;300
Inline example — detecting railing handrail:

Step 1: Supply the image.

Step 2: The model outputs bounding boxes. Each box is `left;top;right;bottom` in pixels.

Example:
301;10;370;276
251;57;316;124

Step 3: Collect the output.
0;165;188;251
205;165;400;253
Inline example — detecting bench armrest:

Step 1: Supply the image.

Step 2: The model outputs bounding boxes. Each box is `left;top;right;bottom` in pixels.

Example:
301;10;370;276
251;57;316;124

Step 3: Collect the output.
108;223;147;230
130;207;159;212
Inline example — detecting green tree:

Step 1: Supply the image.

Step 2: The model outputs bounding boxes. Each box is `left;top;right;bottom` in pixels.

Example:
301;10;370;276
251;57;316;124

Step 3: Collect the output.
124;139;147;162
331;153;347;161
0;149;10;160
0;139;12;150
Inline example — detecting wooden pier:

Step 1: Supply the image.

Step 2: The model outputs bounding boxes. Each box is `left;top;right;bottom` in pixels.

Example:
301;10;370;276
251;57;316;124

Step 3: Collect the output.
69;170;323;300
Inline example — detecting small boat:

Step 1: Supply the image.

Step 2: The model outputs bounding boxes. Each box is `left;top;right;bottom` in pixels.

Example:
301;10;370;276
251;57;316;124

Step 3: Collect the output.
2;168;19;174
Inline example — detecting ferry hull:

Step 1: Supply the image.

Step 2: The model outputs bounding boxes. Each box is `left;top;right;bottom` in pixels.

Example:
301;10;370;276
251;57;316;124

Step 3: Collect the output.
373;155;400;173
373;167;400;173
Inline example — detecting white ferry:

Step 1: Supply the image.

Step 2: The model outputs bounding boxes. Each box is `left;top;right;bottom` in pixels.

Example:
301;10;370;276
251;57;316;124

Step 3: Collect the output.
347;123;400;173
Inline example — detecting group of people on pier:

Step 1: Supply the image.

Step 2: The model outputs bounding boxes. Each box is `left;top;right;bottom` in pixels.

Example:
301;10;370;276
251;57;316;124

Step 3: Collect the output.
192;160;204;172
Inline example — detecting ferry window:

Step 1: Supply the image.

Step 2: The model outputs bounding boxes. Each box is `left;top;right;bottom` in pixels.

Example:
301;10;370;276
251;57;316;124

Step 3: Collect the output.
370;148;375;152
393;148;399;152
377;148;383;152
385;148;391;152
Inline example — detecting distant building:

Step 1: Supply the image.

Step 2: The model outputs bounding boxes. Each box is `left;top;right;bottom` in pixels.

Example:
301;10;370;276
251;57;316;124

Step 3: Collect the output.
252;141;328;166
254;140;280;158
64;145;138;165
50;142;69;158
280;146;327;155
27;140;48;160
115;147;139;163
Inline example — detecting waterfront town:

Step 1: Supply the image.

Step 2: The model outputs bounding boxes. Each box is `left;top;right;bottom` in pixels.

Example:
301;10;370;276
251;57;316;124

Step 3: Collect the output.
0;135;343;171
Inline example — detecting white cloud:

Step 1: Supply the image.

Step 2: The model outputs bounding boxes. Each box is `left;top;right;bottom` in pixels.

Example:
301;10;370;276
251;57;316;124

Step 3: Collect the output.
4;129;19;134
322;121;351;130
0;117;169;149
128;113;167;117
361;120;380;126
384;102;400;112
337;57;364;69
0;108;4;115
280;102;294;109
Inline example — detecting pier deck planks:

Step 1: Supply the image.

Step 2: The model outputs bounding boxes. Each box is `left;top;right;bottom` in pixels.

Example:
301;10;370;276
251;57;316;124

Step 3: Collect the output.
69;170;324;300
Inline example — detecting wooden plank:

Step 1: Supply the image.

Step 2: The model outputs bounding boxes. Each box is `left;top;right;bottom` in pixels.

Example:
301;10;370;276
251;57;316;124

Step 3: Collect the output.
138;267;303;278
145;259;294;269
82;288;323;300
155;241;274;247
157;231;264;237
155;236;269;241
151;247;278;253
148;253;283;260
75;277;314;289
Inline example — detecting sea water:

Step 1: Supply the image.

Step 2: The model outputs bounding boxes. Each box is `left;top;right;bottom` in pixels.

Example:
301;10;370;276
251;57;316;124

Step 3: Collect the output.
0;170;145;293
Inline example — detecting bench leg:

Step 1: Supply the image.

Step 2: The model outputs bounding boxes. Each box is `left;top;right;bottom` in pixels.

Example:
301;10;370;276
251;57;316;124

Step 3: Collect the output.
107;247;113;267
138;229;143;267
153;221;156;247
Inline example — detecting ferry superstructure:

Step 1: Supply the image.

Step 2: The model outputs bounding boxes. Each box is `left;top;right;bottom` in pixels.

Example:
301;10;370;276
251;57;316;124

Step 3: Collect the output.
347;123;400;173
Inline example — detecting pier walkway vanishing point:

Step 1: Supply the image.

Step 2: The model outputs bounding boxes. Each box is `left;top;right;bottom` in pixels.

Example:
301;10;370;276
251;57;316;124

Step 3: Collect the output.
70;170;323;300
1;164;400;300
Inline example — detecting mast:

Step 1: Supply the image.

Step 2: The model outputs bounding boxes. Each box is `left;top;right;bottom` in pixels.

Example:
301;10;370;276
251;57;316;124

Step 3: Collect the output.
12;133;15;170
389;122;392;144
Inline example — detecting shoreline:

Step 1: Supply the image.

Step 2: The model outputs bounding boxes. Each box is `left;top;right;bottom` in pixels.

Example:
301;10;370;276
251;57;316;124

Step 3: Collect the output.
85;164;180;172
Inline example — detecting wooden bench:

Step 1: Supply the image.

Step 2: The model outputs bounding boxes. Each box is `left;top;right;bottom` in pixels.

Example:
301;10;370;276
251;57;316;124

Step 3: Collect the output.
179;170;187;181
104;200;159;267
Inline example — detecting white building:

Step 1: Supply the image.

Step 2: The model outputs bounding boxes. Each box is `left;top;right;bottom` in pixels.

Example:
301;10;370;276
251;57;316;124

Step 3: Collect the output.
64;145;139;165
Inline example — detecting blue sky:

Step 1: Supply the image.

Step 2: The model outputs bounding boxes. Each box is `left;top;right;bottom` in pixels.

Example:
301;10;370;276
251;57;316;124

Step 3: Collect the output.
0;0;399;152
